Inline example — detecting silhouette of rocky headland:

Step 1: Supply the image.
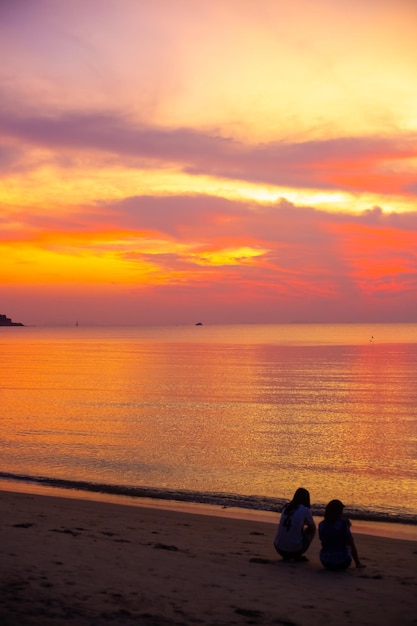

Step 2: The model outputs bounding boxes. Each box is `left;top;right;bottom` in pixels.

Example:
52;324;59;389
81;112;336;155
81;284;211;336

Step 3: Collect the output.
0;313;24;326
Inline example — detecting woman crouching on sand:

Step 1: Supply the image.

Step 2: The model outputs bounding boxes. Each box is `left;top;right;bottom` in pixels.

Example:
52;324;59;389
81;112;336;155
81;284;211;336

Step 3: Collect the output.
319;499;365;570
274;487;316;562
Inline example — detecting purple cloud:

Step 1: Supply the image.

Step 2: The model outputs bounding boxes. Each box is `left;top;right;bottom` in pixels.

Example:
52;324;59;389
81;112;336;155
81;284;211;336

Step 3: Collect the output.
1;107;416;194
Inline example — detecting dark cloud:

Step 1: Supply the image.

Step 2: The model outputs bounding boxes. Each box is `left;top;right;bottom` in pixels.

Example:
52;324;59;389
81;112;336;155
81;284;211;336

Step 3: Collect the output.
360;206;417;230
5;191;417;246
104;193;417;242
0;144;26;174
2;187;417;322
1;107;416;194
405;181;417;193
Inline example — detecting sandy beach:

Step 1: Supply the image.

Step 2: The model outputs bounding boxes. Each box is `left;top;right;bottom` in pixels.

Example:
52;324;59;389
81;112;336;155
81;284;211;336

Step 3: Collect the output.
1;489;416;626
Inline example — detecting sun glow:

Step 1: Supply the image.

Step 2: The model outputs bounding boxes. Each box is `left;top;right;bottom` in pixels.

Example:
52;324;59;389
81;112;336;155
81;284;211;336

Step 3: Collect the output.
2;0;417;325
1;161;410;222
191;247;267;267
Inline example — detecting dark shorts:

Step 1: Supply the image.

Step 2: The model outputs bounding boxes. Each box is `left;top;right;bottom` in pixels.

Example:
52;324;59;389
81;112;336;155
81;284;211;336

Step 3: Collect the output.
274;533;312;559
320;550;352;570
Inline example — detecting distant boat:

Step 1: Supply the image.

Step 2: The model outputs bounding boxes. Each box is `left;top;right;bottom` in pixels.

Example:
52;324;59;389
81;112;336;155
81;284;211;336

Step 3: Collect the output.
195;322;203;326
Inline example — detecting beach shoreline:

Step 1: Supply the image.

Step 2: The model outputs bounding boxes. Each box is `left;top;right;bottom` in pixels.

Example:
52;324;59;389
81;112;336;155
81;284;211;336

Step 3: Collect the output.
1;487;416;625
1;479;416;541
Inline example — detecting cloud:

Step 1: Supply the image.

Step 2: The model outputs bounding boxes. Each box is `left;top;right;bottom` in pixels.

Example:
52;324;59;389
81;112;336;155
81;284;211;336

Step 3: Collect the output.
1;0;416;325
4;190;417;247
3;190;417;323
0;143;26;174
1;107;416;196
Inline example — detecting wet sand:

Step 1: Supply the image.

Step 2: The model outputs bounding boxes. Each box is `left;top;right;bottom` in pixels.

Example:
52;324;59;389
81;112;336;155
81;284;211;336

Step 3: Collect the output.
1;489;416;625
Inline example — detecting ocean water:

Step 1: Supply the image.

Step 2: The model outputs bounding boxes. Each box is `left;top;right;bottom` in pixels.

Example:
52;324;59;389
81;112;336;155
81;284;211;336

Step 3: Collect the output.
1;323;417;525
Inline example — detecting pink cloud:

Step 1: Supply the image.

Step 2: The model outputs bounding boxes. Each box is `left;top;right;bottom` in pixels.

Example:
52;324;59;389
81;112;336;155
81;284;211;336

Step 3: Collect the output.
1;108;416;196
3;192;417;324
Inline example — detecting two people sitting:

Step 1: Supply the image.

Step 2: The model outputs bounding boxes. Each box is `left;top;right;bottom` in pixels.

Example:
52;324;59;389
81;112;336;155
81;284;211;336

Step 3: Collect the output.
274;487;365;570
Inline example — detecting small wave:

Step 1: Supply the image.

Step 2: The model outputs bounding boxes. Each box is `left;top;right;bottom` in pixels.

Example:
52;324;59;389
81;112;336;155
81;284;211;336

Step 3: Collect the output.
1;471;416;526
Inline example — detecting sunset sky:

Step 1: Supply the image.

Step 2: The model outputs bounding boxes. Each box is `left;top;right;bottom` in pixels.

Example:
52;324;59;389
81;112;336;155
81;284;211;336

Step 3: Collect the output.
1;0;417;325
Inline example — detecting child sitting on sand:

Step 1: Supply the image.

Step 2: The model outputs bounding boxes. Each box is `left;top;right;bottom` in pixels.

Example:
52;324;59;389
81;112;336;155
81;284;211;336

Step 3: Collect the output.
319;499;365;570
274;487;316;562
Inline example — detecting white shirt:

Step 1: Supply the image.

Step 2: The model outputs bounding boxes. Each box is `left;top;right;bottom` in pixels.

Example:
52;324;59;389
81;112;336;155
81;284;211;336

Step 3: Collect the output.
274;504;314;552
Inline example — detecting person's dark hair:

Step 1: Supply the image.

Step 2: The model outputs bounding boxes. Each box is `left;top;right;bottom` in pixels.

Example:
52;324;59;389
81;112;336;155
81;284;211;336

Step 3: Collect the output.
324;499;344;522
284;487;311;515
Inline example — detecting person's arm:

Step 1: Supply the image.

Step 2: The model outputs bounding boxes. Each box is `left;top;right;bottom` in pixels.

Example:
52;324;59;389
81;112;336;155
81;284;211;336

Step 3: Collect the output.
304;510;316;537
347;535;365;568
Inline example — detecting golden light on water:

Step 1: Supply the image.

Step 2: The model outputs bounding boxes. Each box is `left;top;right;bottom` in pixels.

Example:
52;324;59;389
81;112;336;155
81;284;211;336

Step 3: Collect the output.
2;326;416;519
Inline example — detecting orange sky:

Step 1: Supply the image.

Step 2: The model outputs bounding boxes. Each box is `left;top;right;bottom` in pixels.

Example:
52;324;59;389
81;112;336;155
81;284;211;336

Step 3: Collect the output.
1;0;417;325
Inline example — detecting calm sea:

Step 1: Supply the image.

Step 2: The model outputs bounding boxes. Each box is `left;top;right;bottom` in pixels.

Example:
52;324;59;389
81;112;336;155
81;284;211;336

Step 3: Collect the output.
1;323;417;525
